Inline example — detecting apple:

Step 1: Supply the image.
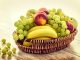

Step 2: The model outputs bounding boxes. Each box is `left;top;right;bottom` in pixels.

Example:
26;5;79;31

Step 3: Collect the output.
38;8;48;14
34;12;48;26
66;21;74;33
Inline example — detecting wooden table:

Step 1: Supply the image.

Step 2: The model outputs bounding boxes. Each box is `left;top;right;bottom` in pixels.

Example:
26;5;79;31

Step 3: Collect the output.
13;30;80;60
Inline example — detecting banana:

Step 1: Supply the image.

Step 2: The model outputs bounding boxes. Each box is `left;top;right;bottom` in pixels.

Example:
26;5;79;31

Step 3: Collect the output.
27;29;57;39
33;37;51;40
23;41;32;47
28;26;53;32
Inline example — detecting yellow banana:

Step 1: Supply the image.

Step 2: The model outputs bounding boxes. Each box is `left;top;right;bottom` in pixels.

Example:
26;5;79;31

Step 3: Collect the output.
33;37;51;40
27;29;57;39
23;41;32;47
28;26;53;32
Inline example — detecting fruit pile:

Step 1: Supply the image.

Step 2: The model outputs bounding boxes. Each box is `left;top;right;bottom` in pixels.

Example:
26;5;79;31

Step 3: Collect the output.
13;8;78;47
0;38;16;59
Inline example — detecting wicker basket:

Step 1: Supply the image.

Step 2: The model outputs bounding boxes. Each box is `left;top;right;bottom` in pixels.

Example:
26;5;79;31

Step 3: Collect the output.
16;29;77;54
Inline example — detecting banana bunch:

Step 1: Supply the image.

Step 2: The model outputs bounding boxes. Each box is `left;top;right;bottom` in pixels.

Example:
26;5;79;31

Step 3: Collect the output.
27;26;57;40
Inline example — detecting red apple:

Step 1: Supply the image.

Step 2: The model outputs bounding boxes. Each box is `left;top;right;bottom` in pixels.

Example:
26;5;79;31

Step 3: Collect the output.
66;21;74;33
38;8;48;14
34;12;48;26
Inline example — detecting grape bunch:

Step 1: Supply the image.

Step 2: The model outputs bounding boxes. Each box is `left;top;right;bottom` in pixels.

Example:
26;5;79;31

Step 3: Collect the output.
48;8;70;37
0;38;17;59
13;9;37;41
26;9;36;18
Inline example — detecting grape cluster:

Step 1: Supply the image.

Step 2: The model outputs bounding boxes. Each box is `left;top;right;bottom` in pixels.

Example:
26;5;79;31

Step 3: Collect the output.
48;8;70;37
13;9;36;41
0;38;17;59
26;9;36;18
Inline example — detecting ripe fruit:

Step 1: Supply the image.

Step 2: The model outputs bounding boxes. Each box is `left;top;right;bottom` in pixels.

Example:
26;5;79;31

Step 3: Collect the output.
69;19;78;29
66;21;74;33
2;38;6;44
34;12;48;25
33;37;51;40
27;28;57;39
12;48;16;54
23;41;32;47
13;32;19;41
38;8;48;14
28;26;53;32
19;34;24;40
65;29;70;35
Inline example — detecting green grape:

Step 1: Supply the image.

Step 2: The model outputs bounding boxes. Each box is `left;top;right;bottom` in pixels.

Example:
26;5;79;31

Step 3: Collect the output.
66;29;70;35
2;48;8;55
57;33;61;37
47;14;53;20
52;23;58;29
53;15;60;20
19;34;24;40
61;28;65;32
56;9;64;16
49;11;55;16
64;16;70;21
17;24;24;30
2;38;6;44
58;22;62;27
61;21;67;28
60;16;65;21
49;8;56;13
54;18;60;23
8;51;12;56
56;9;62;14
12;48;16;54
14;21;20;27
27;18;34;24
26;12;34;17
21;19;27;26
29;24;34;28
13;32;19;41
24;25;30;30
48;20;54;25
28;9;36;14
20;16;25;20
52;8;56;12
60;31;66;37
21;18;34;25
5;47;9;51
60;28;66;37
23;30;28;36
56;27;61;32
18;29;23;34
7;43;11;48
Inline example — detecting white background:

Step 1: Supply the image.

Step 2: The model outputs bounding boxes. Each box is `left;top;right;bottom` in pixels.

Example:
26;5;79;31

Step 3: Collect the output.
0;0;80;47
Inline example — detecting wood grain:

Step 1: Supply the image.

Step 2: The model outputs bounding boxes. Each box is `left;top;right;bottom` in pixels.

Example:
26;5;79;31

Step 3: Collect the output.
14;50;80;60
